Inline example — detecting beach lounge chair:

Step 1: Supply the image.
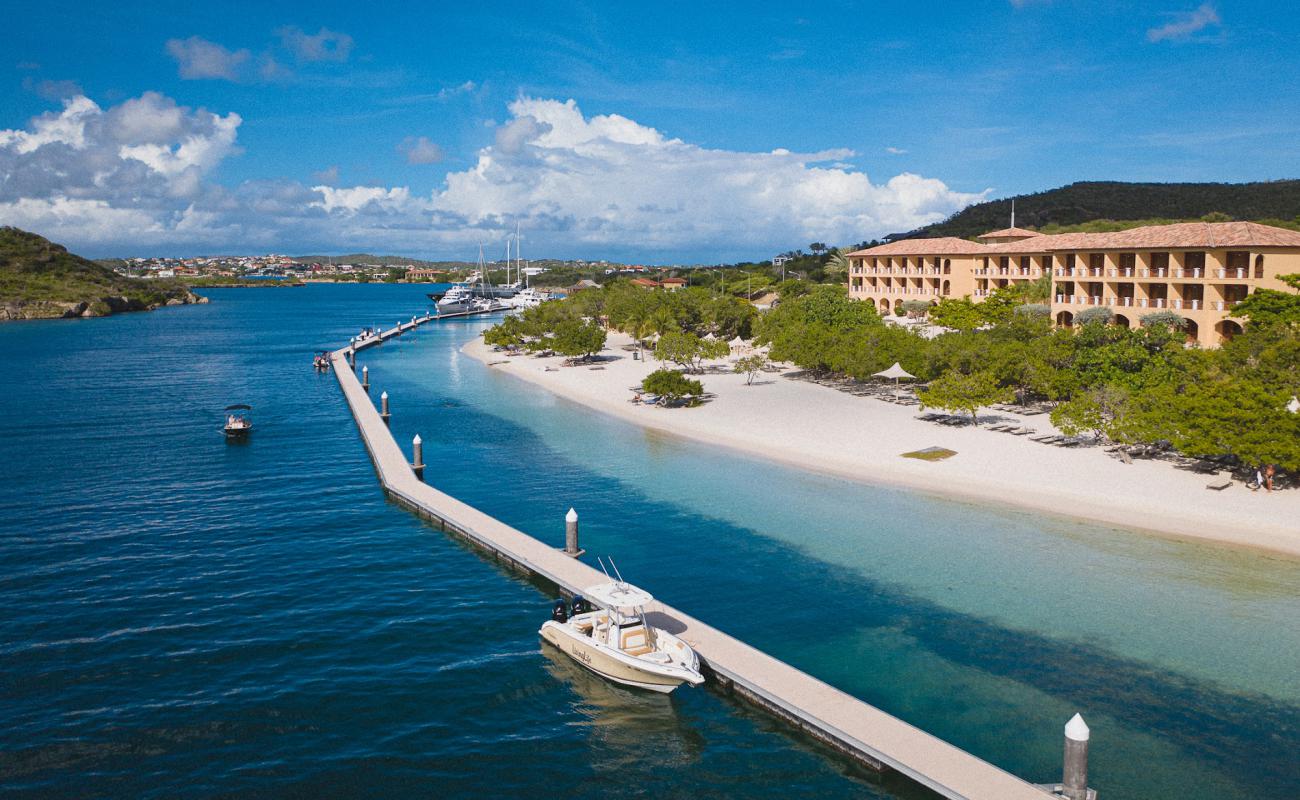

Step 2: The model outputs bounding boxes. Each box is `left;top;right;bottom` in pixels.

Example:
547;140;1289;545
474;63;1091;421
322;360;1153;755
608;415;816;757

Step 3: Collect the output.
1010;427;1034;435
1057;436;1083;447
1035;435;1064;444
1205;479;1233;491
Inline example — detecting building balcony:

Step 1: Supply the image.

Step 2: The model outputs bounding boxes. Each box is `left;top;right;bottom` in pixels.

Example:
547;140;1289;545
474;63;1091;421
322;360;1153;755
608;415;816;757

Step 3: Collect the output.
1172;268;1204;279
1216;268;1248;279
1107;268;1136;277
1211;300;1237;311
1171;299;1202;311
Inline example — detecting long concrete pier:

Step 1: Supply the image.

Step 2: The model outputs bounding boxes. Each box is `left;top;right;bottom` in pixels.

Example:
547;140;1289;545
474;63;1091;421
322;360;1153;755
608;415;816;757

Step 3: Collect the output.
331;319;1062;800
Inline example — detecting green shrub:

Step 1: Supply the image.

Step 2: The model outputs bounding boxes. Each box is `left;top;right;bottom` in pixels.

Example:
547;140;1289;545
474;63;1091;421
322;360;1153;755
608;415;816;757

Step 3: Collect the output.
641;368;704;407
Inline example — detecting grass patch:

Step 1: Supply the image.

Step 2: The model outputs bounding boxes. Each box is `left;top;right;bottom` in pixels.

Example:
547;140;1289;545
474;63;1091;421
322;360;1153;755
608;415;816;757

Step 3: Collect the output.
902;447;958;461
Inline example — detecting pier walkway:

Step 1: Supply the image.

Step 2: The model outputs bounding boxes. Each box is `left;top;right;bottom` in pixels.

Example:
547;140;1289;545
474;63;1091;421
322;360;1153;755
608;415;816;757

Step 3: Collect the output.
331;319;1058;800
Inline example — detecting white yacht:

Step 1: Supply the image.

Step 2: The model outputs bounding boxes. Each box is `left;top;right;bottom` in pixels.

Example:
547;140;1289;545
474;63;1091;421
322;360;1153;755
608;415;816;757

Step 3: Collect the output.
540;578;704;693
506;287;546;309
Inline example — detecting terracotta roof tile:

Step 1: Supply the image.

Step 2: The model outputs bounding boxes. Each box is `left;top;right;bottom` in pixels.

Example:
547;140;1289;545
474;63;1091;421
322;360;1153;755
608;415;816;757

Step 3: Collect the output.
855;222;1300;258
977;226;1042;240
847;237;988;256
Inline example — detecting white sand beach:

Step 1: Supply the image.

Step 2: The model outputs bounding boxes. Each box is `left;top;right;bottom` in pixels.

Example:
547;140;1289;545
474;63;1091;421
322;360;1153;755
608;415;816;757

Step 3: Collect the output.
464;333;1300;558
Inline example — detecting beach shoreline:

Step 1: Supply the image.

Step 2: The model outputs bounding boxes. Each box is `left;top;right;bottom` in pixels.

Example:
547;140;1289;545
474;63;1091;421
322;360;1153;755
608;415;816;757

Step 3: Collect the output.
463;333;1300;559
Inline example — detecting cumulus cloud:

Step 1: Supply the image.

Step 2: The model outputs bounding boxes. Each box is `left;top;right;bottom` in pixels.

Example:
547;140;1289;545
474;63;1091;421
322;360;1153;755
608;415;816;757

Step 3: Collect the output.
438;98;983;252
165;36;251;80
1147;3;1221;42
277;26;353;62
0;92;982;258
398;136;444;164
885;146;907;155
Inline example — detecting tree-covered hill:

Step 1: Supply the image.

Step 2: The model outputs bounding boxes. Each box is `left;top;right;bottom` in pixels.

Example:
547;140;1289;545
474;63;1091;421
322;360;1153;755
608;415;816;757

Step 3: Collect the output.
0;227;204;320
904;180;1300;240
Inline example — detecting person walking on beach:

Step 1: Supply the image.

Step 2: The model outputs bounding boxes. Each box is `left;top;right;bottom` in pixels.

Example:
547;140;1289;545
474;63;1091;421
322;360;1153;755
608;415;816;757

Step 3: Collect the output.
1264;464;1276;492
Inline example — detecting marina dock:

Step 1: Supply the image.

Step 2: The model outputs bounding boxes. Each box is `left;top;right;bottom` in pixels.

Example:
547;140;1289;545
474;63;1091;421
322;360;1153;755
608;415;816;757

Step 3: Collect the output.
331;319;1065;800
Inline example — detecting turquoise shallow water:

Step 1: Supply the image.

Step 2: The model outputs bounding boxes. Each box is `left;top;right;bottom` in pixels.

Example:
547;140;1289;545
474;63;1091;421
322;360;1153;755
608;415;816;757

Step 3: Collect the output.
1;284;1296;799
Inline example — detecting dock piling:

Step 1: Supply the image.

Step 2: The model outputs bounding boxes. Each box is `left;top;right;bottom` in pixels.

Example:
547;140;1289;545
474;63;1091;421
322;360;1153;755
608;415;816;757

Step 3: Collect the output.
411;434;425;481
362;365;370;391
563;507;584;556
347;348;355;370
380;391;391;426
1062;714;1093;800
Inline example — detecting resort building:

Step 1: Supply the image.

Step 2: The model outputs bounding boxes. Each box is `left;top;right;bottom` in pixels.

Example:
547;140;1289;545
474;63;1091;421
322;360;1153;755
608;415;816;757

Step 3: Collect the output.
847;221;1300;347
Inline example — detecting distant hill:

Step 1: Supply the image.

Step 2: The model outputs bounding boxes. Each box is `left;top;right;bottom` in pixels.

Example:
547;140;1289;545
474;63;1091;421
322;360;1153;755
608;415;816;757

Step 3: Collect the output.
903;180;1300;240
290;253;473;269
0;228;204;320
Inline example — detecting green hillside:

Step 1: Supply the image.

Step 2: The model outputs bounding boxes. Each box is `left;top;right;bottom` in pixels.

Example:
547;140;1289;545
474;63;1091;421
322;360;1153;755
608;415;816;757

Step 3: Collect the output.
0;227;204;320
905;180;1300;240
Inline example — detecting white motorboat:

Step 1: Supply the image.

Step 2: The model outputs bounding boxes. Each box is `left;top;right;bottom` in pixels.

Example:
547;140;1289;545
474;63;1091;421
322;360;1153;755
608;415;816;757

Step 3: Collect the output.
540;578;704;693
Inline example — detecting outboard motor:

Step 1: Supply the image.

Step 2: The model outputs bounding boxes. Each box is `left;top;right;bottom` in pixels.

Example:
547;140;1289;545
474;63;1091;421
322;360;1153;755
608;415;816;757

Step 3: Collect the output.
570;595;591;616
551;598;568;624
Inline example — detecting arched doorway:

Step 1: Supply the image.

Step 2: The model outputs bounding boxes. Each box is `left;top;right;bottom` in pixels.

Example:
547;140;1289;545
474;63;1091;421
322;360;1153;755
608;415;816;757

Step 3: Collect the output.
1255;254;1265;279
943;259;951;274
1114;314;1131;329
1215;319;1243;343
1056;310;1074;327
941;279;950;295
879;299;890;314
893;298;903;315
1183;318;1199;344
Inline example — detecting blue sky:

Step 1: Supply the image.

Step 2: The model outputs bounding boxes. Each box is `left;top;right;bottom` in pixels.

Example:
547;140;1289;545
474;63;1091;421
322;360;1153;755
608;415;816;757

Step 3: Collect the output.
3;0;1298;261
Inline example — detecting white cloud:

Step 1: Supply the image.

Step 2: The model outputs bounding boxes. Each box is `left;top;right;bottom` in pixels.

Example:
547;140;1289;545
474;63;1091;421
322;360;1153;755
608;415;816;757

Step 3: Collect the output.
435;97;983;252
1147;3;1221;42
277;26;353;62
0;92;982;258
398;135;444;164
439;80;477;99
165;36;250;80
885;146;907;155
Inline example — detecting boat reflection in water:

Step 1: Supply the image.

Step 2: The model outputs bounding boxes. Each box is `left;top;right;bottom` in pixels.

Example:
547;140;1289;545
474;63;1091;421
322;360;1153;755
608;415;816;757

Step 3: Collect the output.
538;644;705;771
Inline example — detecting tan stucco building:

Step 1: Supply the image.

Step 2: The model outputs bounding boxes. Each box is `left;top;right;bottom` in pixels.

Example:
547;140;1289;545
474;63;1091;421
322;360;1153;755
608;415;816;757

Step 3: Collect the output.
847;221;1300;347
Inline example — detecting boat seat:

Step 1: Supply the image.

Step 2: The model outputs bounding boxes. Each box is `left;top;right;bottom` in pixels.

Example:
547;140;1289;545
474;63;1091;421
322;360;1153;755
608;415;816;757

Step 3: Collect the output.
620;627;653;656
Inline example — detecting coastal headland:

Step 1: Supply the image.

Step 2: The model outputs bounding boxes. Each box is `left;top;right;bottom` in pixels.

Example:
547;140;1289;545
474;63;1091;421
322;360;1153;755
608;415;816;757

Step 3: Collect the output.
465;332;1300;558
0;227;204;320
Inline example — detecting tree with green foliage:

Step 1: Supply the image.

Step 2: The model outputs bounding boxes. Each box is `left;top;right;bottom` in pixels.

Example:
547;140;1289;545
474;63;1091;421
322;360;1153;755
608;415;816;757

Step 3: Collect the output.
550;317;607;360
900;299;930;318
1050;385;1137;441
733;354;770;385
1140;310;1186;330
926;297;985;331
654;331;729;373
1229;274;1300;329
917;370;1011;426
1075;306;1115;326
641;368;705;407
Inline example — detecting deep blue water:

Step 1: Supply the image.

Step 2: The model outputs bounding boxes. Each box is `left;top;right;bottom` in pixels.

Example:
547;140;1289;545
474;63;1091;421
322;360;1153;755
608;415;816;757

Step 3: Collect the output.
1;284;1296;799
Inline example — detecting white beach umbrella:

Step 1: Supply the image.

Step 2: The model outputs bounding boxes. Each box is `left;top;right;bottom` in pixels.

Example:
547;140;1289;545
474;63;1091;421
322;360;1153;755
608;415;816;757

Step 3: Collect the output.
873;362;916;399
1288;396;1300;414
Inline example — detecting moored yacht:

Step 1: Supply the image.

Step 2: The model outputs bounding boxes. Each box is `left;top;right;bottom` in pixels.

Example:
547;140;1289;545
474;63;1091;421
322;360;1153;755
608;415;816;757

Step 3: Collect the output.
540;577;704;693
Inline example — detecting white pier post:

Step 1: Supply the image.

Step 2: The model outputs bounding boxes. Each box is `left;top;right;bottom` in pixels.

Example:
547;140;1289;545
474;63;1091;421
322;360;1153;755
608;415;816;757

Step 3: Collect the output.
1062;714;1092;800
347;348;355;370
361;365;369;391
380;391;391;426
563;507;584;556
411;434;425;481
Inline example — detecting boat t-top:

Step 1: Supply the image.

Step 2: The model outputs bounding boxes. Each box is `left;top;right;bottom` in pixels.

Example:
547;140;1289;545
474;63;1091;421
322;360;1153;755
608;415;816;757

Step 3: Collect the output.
223;404;252;438
540;564;704;693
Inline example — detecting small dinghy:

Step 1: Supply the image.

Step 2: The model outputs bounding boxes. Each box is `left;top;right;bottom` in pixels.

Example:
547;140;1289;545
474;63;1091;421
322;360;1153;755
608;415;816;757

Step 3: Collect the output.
313;352;331;371
223;404;252;439
540;563;704;694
